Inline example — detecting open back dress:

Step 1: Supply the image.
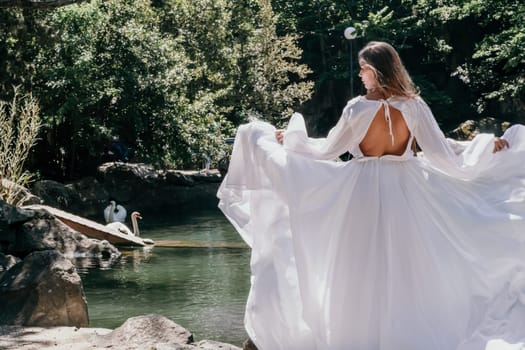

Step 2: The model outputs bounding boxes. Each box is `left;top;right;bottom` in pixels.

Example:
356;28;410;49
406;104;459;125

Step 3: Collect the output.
217;95;525;350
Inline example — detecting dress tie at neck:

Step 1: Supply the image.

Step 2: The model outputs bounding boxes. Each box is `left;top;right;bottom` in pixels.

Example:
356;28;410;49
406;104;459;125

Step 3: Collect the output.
381;100;395;145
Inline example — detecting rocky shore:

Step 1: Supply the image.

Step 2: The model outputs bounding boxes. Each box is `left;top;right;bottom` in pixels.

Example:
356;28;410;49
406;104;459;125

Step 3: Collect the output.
0;167;252;350
0;314;242;349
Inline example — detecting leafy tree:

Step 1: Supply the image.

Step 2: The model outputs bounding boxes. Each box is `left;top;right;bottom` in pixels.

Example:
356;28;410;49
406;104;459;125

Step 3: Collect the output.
269;0;498;131
158;0;313;127
269;2;399;133
239;0;313;127
0;8;41;98
0;0;313;178
33;0;233;176
2;0;523;181
451;1;525;119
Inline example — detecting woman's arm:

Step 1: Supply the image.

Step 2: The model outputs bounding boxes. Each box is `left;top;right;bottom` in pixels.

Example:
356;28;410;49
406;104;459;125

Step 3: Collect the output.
444;132;509;155
413;97;511;179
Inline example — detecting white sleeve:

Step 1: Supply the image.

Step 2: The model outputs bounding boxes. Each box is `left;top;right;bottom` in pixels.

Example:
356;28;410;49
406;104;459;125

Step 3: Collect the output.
446;138;470;155
412;97;481;178
283;102;355;160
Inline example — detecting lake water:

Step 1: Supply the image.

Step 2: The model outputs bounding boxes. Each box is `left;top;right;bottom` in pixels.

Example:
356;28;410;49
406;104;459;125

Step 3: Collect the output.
78;209;251;346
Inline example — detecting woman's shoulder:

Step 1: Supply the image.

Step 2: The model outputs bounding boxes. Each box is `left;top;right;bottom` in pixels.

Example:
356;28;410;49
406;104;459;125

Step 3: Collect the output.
342;96;376;118
385;95;429;114
344;95;384;109
350;94;423;103
346;94;422;109
342;95;428;120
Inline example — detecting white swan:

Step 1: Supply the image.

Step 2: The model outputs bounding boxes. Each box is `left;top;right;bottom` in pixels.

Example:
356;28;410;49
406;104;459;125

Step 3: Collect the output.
106;211;142;236
104;200;127;223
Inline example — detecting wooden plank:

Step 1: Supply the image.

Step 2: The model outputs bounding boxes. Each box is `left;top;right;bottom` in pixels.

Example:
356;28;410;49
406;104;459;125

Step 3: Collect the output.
23;204;146;247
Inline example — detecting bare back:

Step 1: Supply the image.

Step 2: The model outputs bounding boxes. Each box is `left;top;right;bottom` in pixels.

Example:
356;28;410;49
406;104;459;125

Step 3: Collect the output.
359;104;411;157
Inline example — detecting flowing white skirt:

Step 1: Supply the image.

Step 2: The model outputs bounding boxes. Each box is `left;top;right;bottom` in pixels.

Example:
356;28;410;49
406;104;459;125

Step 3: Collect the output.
218;121;525;350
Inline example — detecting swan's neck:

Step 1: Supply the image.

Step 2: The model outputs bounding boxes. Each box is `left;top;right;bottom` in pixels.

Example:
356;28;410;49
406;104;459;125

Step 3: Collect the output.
109;203;115;222
132;216;140;236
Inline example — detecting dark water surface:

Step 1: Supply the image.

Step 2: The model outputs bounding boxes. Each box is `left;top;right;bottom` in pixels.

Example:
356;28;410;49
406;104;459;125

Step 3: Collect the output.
78;209;251;346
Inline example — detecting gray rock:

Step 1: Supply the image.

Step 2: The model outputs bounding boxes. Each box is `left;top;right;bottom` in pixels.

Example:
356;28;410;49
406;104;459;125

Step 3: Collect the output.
0;250;88;327
97;162;160;202
96;162;222;215
31;178;109;219
165;170;196;186
7;207;120;260
96;314;194;349
66;176;109;218
0;199;35;225
31;179;83;213
195;340;242;349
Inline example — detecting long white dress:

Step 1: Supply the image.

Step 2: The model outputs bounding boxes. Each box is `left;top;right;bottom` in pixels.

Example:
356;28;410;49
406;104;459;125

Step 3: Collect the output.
217;95;525;350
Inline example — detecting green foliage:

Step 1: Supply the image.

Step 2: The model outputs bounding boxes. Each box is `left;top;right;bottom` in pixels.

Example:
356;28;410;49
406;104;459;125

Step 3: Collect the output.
240;0;313;127
32;0;234;173
272;1;354;85
452;1;525;116
0;8;40;96
0;0;312;177
0;86;40;205
271;0;523;129
1;0;524;180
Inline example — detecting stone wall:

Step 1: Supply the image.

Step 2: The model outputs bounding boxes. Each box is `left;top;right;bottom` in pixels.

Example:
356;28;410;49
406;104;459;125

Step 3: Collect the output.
29;162;223;219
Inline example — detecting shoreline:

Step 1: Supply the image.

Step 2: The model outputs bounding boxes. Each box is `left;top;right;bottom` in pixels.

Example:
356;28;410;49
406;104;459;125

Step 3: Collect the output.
0;326;112;350
0;323;244;350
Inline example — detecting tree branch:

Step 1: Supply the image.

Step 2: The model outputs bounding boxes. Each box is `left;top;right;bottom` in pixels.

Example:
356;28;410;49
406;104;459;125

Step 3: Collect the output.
0;0;86;8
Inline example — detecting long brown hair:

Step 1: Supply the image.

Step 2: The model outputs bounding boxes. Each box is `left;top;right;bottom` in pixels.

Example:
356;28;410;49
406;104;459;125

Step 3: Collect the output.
358;41;419;98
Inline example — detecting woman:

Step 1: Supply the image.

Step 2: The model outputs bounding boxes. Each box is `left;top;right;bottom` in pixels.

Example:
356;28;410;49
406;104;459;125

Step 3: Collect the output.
218;41;525;350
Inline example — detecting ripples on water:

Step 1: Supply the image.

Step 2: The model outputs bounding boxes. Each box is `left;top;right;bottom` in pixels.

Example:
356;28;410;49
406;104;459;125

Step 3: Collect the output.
77;209;251;346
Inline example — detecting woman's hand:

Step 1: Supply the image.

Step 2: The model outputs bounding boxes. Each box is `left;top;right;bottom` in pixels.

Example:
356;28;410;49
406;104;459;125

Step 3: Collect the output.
493;137;509;153
275;129;284;145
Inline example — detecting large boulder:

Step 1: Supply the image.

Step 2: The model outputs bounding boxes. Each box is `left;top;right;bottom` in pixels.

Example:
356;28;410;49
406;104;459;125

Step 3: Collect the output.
96;314;194;349
95;314;242;350
31;179;83;212
31;178;108;218
0;250;88;327
0;199;120;264
66;176;110;218
96;162;222;216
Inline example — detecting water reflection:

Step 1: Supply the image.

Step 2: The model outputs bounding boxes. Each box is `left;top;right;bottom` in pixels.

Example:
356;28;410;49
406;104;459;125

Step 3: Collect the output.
78;210;251;346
